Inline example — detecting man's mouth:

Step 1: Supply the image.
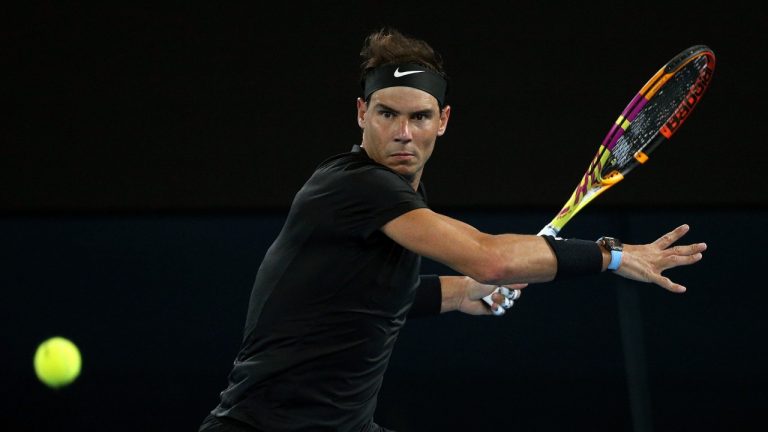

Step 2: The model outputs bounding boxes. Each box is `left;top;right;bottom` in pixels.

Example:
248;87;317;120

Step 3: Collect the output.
390;152;414;160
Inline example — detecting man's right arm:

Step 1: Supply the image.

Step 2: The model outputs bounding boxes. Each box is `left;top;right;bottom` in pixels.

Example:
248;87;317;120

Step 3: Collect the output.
382;208;559;285
381;208;706;292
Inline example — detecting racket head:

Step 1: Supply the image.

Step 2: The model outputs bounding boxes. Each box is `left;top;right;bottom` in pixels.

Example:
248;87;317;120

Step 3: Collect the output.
544;45;716;235
599;45;715;179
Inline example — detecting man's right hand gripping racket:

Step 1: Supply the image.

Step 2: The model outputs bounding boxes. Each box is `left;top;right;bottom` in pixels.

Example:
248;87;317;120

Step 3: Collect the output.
485;45;716;314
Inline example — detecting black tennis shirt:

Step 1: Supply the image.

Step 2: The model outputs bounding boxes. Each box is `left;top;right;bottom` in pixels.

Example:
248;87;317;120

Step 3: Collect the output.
210;146;429;431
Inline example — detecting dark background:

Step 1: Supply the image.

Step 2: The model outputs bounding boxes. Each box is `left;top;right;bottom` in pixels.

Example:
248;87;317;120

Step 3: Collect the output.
6;2;767;212
4;2;767;431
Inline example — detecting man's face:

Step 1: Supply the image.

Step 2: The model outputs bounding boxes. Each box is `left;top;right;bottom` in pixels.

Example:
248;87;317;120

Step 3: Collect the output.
357;86;450;187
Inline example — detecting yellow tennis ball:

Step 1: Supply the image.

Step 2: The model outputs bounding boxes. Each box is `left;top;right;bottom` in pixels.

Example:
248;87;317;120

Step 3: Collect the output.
34;336;82;389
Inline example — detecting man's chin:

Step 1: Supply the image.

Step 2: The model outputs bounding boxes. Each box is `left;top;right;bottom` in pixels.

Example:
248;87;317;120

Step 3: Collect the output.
389;165;414;176
389;166;417;182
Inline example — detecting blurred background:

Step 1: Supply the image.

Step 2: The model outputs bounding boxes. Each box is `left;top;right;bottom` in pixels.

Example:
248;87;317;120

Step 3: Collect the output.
4;2;766;431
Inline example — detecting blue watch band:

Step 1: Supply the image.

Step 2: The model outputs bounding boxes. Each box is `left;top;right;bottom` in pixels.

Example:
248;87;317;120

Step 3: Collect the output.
608;250;623;270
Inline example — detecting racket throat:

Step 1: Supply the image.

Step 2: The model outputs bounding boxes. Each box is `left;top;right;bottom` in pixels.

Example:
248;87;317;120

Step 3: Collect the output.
601;170;624;185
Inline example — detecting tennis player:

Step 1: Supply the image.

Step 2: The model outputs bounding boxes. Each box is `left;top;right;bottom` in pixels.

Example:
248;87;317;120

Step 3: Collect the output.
198;27;706;432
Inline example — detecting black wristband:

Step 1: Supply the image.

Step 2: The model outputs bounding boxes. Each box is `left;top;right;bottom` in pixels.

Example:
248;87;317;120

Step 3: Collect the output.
542;236;603;280
407;275;442;318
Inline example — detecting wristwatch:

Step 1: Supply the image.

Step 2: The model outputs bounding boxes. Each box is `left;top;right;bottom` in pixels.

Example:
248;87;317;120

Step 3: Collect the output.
597;236;623;271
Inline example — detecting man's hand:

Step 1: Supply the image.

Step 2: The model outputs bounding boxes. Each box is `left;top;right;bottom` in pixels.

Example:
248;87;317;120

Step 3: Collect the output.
446;276;527;316
615;224;706;293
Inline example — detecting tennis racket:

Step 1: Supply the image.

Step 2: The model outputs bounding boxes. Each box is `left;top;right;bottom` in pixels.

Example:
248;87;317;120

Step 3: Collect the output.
484;44;716;314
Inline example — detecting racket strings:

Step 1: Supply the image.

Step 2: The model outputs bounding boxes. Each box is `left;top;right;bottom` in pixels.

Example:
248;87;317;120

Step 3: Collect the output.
608;55;711;172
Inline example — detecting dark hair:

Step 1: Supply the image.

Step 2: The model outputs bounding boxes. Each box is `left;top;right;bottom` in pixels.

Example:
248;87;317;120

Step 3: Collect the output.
359;27;447;82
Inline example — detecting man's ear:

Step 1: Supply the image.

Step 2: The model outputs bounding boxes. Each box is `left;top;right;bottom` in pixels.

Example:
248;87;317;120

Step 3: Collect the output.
437;105;451;136
356;98;367;128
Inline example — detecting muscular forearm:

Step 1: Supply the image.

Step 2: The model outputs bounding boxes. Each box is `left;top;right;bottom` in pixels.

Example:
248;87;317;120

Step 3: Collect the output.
432;213;560;284
478;234;558;284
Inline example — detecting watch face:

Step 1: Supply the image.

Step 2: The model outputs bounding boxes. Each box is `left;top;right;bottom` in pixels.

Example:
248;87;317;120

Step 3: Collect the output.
600;236;623;251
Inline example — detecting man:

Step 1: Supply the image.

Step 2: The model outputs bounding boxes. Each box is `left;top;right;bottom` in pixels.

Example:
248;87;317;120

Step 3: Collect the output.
199;28;706;432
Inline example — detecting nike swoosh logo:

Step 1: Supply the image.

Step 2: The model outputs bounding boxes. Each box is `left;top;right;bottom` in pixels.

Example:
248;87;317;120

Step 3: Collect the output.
393;67;425;78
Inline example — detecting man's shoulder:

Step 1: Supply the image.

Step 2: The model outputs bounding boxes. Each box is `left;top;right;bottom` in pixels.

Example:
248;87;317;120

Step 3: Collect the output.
314;148;386;178
316;151;363;170
309;146;420;196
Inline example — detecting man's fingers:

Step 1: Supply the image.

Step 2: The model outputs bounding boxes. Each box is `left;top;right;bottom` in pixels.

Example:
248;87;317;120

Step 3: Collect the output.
660;243;706;270
653;274;686;293
653;224;690;249
486;285;524;315
498;286;522;301
670;243;707;256
662;252;704;270
667;281;687;293
491;291;515;309
490;303;506;316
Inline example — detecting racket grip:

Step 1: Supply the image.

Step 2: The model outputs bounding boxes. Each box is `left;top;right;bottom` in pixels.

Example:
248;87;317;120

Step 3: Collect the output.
538;225;559;237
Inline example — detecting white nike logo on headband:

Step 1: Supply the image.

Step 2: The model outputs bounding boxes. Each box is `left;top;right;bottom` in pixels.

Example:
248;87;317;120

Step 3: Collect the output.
393;67;425;78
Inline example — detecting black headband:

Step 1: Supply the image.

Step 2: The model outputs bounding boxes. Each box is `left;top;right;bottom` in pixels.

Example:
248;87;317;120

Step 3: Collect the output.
362;63;448;107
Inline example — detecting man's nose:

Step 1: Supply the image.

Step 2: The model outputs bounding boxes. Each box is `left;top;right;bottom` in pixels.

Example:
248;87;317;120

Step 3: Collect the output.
395;118;412;141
